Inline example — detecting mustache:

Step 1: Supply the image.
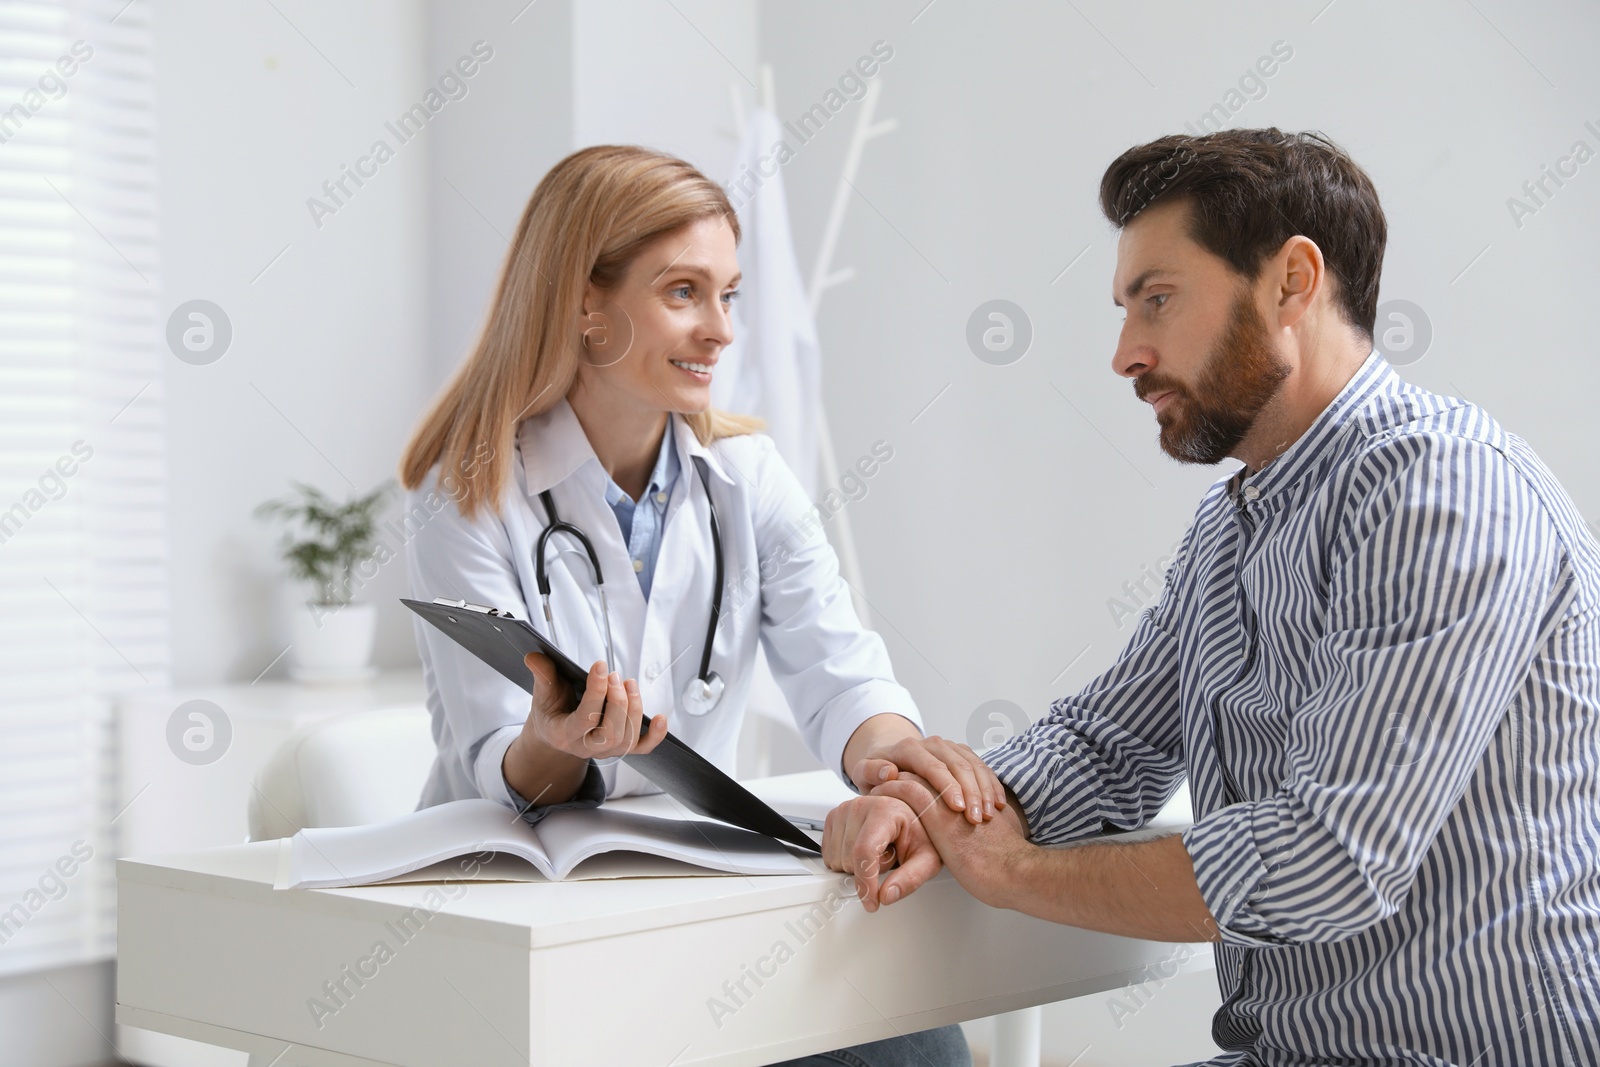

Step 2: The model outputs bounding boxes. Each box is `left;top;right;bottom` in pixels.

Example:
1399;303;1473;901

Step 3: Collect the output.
1135;377;1184;403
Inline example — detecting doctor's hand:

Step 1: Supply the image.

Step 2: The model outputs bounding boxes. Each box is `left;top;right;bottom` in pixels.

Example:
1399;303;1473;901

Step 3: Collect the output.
850;734;1006;826
521;653;668;761
821;792;944;912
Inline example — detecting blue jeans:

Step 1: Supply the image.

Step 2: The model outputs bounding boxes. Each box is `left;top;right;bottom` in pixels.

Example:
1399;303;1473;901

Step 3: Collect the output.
771;1023;971;1066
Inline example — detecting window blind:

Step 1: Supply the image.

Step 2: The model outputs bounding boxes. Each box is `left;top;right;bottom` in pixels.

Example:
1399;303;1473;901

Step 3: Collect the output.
0;0;166;978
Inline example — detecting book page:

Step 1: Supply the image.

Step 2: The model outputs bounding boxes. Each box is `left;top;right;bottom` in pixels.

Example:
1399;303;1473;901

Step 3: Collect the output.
282;798;554;889
536;806;814;879
372;851;554;884
372;846;795;884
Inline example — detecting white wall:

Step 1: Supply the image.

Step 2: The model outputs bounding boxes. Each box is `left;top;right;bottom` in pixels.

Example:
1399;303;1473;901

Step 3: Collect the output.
760;0;1600;775
158;0;433;685
573;0;756;179
424;0;574;387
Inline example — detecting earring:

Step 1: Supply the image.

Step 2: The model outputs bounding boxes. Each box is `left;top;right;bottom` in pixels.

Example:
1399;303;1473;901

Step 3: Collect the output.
581;313;608;352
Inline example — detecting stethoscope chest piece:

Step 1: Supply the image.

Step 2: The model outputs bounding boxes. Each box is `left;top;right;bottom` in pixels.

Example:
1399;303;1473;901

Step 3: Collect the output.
681;671;725;716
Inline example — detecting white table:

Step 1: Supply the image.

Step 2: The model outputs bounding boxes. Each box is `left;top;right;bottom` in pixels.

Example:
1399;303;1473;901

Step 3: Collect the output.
117;771;1210;1067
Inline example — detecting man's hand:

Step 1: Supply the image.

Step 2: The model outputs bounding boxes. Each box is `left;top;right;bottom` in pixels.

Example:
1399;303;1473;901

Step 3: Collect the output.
876;776;1219;942
869;773;1032;910
848;733;1007;825
821;793;944;911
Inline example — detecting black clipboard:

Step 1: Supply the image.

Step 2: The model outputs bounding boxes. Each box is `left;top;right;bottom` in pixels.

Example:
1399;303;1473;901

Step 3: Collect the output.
402;597;822;854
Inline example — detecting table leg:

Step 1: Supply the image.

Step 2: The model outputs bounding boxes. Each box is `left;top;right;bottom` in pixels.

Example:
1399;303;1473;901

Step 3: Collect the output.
991;1006;1042;1067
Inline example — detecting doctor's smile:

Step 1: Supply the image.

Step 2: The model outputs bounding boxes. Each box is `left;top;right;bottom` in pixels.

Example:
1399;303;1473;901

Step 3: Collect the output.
396;145;987;1065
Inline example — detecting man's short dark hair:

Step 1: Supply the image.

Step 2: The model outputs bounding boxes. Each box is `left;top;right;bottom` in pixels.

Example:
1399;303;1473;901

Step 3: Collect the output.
1099;129;1386;340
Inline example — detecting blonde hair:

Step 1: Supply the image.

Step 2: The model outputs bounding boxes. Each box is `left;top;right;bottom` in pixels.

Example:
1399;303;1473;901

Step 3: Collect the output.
399;145;763;519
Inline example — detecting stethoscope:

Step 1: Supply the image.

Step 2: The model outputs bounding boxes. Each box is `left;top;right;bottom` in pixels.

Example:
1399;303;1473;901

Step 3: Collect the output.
534;454;726;716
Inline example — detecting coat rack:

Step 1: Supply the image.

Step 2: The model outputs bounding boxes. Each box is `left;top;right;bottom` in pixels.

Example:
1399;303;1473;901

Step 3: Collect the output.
726;63;896;628
726;64;1047;1067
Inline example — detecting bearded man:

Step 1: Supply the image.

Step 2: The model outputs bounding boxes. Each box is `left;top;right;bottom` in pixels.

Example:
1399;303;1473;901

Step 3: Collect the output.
825;129;1600;1067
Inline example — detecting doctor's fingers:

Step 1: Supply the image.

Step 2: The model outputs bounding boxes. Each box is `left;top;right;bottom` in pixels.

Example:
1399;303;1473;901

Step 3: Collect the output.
553;661;608;731
874;737;973;817
580;671;633;752
632;706;670;755
545;663;620;756
612;676;659;754
894;736;1002;824
932;736;1008;819
849;757;900;795
524;652;573;716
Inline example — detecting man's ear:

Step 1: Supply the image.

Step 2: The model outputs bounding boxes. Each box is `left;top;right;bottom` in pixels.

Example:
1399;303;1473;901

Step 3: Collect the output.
1274;235;1324;330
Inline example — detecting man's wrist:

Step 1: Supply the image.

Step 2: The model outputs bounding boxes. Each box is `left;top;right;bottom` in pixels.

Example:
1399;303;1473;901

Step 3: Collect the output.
986;837;1042;912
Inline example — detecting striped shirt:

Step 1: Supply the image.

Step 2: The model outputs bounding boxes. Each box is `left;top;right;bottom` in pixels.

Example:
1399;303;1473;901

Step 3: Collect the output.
984;351;1600;1065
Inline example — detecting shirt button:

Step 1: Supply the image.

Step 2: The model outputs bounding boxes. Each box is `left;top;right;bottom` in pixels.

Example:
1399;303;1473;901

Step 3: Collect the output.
1243;485;1261;501
632;558;644;572
654;491;667;504
645;663;662;680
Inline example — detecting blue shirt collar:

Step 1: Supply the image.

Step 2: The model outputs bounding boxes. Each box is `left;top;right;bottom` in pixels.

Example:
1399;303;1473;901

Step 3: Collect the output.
518;399;737;498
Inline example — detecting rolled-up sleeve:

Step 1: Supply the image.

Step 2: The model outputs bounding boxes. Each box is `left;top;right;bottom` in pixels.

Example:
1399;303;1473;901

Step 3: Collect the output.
1184;435;1570;947
744;436;923;789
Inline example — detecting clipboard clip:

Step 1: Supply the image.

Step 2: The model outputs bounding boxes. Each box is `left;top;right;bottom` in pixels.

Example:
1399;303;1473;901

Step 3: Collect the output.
430;597;517;620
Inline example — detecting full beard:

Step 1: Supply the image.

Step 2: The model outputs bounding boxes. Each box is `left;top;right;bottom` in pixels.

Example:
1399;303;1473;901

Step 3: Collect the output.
1153;288;1291;465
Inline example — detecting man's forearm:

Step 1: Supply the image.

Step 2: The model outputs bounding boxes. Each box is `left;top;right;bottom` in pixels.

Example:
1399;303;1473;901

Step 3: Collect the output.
996;833;1218;943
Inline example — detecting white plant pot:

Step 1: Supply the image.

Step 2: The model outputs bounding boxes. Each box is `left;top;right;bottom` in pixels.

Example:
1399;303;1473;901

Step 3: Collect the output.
288;600;378;683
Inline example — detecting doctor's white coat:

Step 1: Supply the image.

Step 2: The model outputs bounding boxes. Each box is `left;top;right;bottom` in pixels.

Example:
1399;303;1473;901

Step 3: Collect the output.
404;398;922;810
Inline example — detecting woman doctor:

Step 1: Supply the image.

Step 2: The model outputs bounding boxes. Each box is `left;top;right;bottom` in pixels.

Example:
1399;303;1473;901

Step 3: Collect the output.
397;146;997;1066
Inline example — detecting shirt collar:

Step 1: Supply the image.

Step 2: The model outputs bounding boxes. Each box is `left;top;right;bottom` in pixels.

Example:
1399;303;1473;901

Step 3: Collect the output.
670;409;738;488
1226;349;1398;508
518;398;737;497
518;398;595;497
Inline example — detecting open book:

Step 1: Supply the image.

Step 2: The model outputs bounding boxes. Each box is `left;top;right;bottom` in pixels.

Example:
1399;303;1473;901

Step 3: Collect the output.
277;798;820;889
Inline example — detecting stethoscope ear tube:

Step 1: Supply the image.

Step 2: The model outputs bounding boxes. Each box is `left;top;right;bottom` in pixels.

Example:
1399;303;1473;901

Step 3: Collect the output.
679;456;726;716
536;497;618;672
691;457;723;687
533;454;726;716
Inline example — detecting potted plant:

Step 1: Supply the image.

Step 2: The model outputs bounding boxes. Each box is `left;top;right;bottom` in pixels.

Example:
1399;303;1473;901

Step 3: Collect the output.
255;480;395;682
